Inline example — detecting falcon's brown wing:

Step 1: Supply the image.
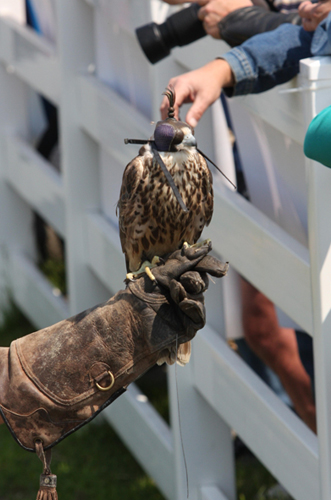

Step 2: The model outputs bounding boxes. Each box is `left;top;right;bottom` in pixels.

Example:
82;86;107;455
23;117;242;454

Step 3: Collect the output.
188;153;214;245
201;155;214;227
117;155;145;271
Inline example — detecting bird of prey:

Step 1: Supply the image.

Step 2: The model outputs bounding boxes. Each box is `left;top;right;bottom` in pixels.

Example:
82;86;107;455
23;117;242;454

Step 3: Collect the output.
117;88;214;364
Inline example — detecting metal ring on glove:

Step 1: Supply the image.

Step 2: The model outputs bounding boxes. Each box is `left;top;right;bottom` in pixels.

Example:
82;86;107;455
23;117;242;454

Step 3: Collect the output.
95;371;115;391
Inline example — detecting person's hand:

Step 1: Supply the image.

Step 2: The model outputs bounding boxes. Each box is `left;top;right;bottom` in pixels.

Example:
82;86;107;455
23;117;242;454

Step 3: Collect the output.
197;0;253;38
160;59;234;127
162;0;193;3
128;240;228;365
298;0;331;31
129;241;228;334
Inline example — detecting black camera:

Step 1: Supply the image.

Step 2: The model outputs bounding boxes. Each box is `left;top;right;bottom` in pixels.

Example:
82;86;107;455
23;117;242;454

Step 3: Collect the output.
136;4;206;65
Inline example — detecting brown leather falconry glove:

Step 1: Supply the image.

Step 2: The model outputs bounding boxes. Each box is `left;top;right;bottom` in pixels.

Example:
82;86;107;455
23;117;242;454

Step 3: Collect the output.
0;241;228;453
0;241;227;499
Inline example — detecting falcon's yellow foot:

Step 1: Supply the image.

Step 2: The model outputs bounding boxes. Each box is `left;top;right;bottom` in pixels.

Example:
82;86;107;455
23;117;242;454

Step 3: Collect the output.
126;256;161;282
182;239;211;250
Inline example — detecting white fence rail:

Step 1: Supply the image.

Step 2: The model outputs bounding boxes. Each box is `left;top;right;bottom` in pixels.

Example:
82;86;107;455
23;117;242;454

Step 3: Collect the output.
0;1;330;499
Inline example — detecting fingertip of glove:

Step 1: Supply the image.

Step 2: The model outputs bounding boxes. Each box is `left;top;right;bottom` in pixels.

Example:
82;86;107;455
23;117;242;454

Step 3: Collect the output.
179;299;205;328
180;271;206;294
195;257;229;277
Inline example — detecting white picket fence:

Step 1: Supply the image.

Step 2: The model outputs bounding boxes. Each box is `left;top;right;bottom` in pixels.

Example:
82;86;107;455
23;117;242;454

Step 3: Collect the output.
0;1;331;499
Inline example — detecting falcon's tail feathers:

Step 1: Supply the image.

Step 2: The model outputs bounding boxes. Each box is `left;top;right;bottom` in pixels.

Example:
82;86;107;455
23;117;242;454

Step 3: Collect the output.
176;341;191;366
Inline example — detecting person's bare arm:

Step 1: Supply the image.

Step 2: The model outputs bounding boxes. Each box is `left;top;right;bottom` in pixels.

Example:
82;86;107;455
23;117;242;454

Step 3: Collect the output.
299;0;331;30
160;59;234;127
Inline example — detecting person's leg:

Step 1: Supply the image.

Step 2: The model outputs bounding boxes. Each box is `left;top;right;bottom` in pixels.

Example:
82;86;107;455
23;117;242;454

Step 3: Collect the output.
241;279;316;432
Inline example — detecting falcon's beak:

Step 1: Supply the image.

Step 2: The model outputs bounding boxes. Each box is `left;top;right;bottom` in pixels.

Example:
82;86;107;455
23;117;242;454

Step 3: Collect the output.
182;133;197;148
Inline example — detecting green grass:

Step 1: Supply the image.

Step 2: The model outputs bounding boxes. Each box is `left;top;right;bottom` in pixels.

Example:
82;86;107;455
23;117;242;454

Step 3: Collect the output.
0;302;35;346
236;452;293;500
135;364;169;423
0;304;292;500
0;418;164;500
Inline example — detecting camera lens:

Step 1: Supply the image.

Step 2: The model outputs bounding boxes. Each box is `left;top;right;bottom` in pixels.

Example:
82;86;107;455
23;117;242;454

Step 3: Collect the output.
136;4;206;64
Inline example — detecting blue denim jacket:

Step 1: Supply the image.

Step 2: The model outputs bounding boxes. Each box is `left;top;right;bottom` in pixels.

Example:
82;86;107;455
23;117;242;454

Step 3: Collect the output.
222;12;331;96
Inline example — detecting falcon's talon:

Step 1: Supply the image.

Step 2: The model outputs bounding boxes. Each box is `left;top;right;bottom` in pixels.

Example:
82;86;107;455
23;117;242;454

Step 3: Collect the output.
181;242;190;254
197;239;211;251
151;256;161;266
181;240;212;257
145;266;156;282
189;239;211;249
127;258;161;281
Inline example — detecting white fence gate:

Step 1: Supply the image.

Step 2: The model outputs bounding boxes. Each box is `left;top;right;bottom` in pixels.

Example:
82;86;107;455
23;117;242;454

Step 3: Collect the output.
0;1;330;499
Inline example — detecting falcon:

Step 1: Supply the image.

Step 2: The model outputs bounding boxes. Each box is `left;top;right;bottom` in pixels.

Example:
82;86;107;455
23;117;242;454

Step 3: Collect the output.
117;88;214;364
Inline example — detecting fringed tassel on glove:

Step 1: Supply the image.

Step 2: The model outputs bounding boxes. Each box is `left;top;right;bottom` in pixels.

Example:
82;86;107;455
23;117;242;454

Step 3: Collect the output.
37;473;58;500
35;440;58;500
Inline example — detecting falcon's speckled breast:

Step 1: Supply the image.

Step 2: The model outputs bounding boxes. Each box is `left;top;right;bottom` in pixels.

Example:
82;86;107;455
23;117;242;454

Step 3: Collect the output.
117;144;213;273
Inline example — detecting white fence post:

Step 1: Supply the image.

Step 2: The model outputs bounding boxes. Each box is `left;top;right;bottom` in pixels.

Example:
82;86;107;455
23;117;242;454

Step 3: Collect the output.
168;302;236;500
300;57;331;500
56;0;111;315
307;160;331;500
0;62;35;314
0;3;30;314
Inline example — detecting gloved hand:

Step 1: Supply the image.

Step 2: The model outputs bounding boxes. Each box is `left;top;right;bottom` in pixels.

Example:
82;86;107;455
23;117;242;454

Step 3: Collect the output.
128;240;228;365
0;241;227;452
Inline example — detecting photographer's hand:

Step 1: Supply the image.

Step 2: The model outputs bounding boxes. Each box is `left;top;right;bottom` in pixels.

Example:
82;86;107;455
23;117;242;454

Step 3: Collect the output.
197;0;253;39
162;0;193;3
298;0;331;31
160;59;234;127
